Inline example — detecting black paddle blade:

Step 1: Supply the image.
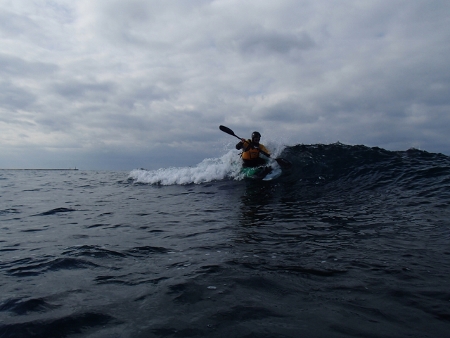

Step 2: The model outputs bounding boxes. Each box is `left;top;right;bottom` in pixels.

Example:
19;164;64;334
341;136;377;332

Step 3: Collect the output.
219;125;236;137
275;158;292;168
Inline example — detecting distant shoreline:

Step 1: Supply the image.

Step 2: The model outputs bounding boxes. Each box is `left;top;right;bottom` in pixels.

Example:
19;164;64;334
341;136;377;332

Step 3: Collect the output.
0;168;79;171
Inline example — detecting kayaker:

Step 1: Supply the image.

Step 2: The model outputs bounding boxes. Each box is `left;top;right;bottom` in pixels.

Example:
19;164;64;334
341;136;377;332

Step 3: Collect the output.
236;131;270;167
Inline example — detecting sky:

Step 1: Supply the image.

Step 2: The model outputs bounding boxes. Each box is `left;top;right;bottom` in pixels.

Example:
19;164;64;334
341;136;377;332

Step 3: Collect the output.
1;0;449;170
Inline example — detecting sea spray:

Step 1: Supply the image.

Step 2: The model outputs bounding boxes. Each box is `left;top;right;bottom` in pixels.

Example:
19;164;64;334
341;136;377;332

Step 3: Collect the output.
129;142;288;185
129;150;243;185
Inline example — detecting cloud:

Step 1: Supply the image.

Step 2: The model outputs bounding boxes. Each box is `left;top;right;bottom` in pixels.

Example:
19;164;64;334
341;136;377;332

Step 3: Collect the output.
235;29;315;56
0;8;38;37
53;80;115;100
0;0;449;169
0;53;58;77
0;81;36;110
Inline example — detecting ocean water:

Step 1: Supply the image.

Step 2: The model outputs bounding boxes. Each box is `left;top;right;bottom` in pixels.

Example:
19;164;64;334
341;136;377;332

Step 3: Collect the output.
1;143;450;338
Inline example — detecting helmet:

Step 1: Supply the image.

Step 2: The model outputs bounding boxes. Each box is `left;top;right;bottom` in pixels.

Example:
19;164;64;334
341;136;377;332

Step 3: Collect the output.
251;131;261;139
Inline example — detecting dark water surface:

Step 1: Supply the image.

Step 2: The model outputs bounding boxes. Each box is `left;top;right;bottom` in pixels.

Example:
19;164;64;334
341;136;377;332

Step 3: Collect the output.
1;144;450;337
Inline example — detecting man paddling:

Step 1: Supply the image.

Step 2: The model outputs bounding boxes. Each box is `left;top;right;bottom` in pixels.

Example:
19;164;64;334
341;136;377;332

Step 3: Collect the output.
220;125;292;169
236;131;271;168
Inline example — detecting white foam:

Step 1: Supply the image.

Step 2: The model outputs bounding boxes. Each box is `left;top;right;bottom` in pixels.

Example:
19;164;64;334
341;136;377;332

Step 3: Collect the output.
129;142;287;185
129;150;244;185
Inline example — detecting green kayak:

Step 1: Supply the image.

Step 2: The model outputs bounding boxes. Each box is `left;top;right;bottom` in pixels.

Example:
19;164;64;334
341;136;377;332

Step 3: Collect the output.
241;166;282;181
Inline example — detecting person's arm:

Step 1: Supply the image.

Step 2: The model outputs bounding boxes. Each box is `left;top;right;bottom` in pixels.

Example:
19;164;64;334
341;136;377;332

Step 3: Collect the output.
236;139;250;150
258;144;271;157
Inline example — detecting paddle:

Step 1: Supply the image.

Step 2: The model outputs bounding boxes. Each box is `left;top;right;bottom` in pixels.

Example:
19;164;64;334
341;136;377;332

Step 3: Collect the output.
219;125;292;168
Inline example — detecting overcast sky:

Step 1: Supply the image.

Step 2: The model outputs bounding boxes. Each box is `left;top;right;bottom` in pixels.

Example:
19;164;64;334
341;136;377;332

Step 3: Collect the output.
1;0;449;170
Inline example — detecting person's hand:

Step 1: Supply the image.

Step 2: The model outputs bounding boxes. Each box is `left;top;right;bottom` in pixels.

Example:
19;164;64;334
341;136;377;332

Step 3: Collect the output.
241;138;246;143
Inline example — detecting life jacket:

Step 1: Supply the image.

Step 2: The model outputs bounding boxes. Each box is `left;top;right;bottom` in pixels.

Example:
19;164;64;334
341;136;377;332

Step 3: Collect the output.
241;139;264;160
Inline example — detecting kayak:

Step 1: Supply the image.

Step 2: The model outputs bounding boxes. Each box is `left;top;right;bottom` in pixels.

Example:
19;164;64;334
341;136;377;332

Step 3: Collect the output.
241;166;282;181
262;167;282;181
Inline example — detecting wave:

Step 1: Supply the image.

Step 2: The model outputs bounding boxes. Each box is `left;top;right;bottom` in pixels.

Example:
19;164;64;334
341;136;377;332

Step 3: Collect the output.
128;142;288;185
0;297;59;315
3;257;99;277
128;143;450;194
35;207;77;216
0;312;116;337
285;143;450;189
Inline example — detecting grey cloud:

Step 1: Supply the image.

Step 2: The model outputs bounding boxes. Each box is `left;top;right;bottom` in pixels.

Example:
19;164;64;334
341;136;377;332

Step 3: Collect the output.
1;0;450;170
261;100;319;124
117;84;173;109
104;0;152;23
0;9;38;36
0;53;58;77
36;116;73;133
0;81;36;110
84;0;156;46
237;29;315;55
54;81;115;100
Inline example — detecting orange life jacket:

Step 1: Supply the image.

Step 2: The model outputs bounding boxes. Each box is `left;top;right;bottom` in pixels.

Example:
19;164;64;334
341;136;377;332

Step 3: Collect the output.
242;147;260;160
240;140;269;160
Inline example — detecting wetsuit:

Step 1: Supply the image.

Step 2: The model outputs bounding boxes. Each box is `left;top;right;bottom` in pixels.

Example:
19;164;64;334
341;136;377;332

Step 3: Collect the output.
236;139;270;168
